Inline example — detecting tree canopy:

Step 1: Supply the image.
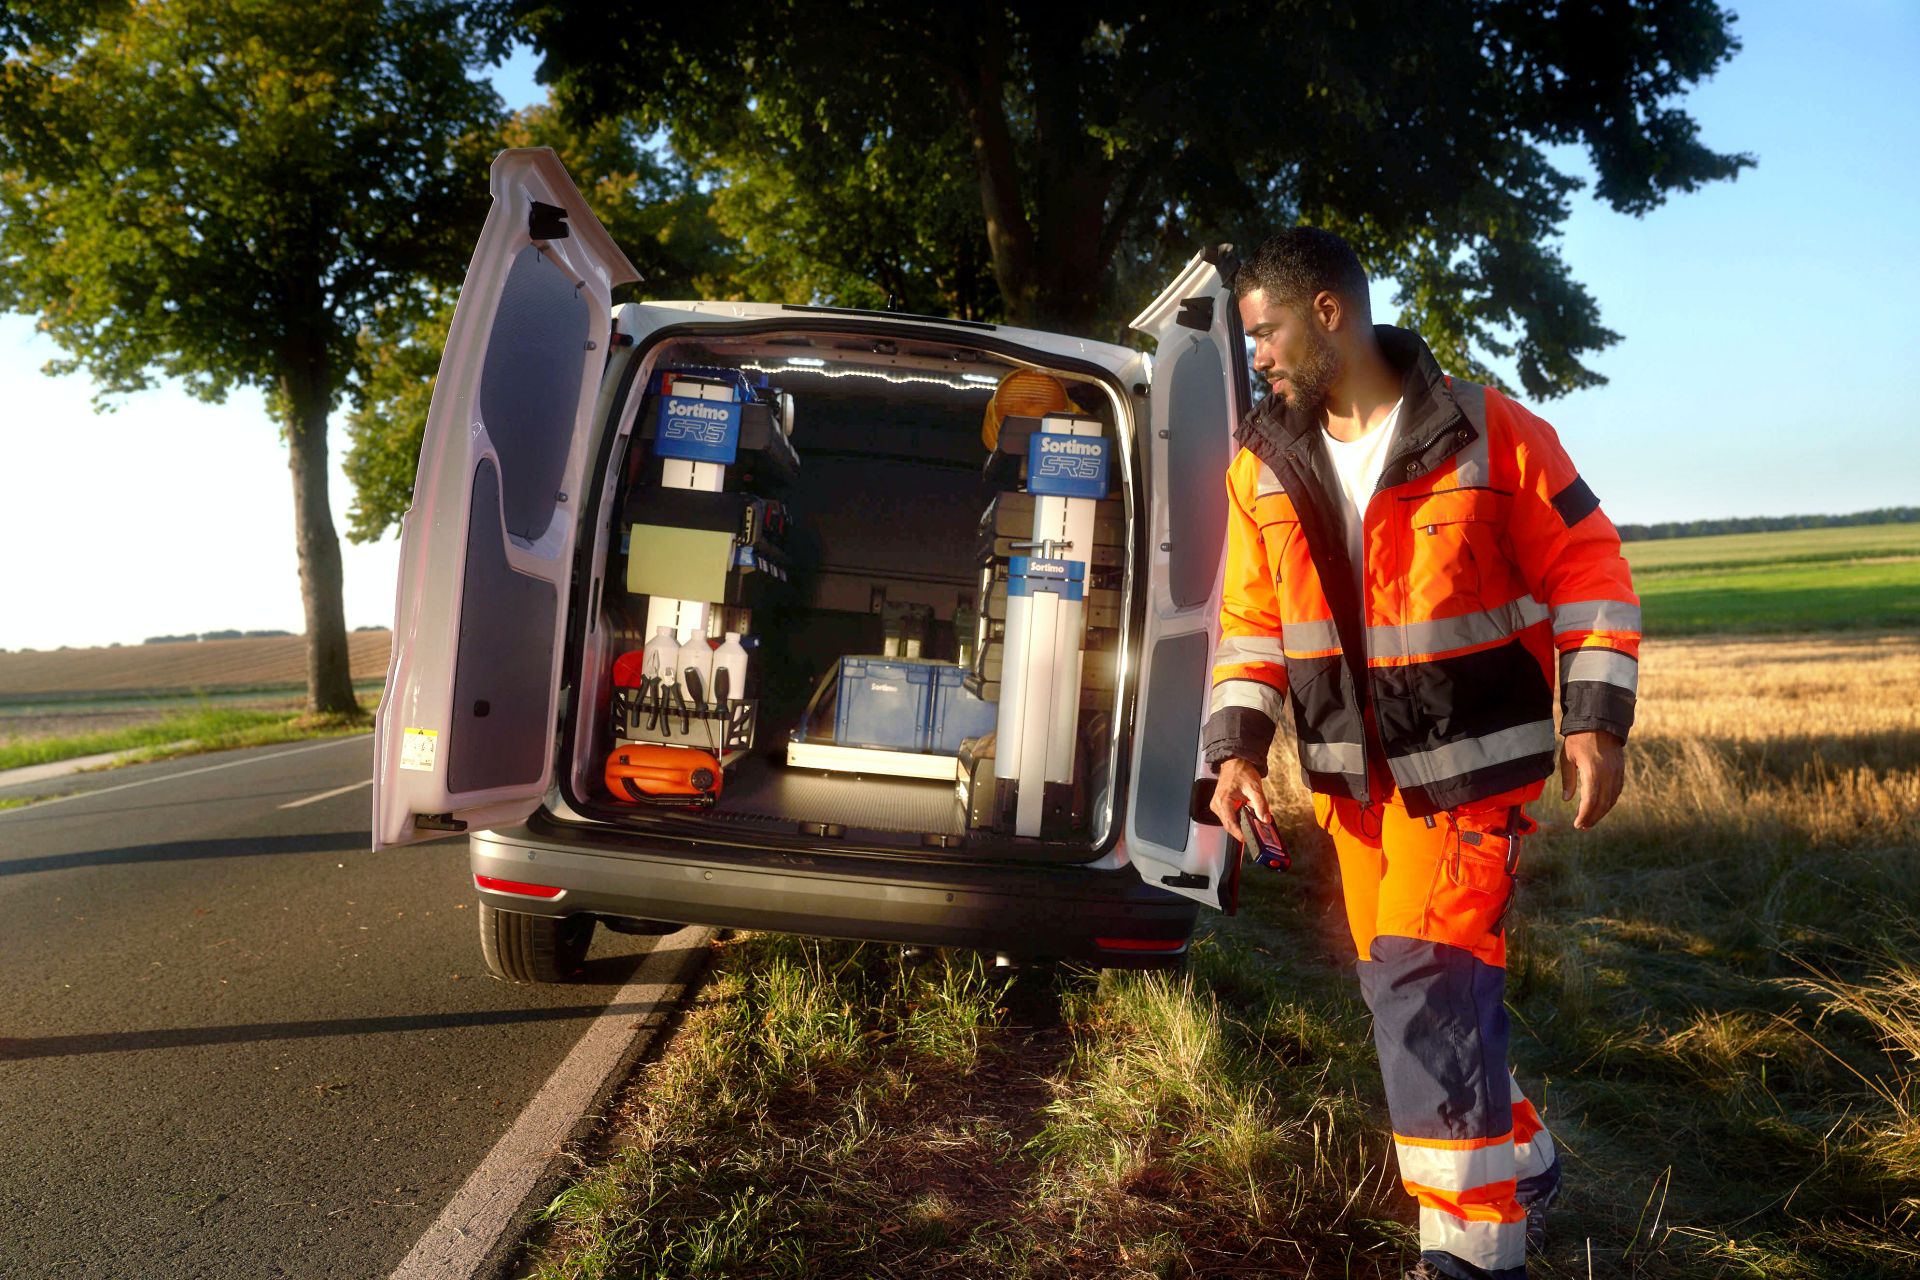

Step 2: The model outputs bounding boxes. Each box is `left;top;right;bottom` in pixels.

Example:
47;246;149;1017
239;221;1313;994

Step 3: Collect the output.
0;0;502;709
501;0;1751;397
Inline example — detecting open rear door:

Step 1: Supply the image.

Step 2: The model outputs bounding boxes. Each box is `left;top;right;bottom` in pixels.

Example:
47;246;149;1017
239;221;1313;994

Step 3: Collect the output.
373;149;639;849
1122;247;1250;909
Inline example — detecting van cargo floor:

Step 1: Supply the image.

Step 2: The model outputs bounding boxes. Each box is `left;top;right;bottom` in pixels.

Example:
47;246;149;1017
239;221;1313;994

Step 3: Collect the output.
711;756;966;836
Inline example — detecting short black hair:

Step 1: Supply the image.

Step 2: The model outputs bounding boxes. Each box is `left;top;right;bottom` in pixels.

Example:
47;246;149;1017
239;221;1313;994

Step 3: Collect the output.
1232;227;1370;321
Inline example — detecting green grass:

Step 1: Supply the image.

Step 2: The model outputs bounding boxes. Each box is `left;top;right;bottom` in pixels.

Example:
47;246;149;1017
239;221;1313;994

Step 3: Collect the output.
1637;557;1920;634
1617;522;1920;634
0;703;372;771
1622;522;1920;574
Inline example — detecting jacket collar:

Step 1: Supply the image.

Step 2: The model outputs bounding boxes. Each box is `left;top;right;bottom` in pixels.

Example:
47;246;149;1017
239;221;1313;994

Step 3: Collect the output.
1233;324;1475;484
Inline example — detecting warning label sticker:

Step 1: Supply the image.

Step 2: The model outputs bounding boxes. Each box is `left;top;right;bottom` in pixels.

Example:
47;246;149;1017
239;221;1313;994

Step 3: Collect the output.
399;728;439;772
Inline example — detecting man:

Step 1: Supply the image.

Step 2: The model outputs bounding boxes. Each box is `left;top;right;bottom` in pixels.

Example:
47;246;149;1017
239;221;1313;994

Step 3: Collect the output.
1205;228;1639;1280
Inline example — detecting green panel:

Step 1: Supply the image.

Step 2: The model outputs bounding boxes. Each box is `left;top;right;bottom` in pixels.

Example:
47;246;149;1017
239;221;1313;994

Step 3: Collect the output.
626;524;735;601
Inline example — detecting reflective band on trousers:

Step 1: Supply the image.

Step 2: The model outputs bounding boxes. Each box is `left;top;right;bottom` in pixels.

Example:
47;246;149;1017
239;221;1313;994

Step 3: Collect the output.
1300;739;1365;774
1550;598;1642;635
1389;720;1557;787
1561;647;1638;692
1282;617;1340;654
1367;596;1548;660
1419;1209;1526;1271
1395;1135;1514;1193
1210;677;1285;720
1214;634;1285;667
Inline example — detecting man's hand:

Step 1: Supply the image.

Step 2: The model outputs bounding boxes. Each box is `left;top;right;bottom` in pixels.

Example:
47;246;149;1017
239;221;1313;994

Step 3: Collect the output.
1560;730;1625;830
1209;757;1271;829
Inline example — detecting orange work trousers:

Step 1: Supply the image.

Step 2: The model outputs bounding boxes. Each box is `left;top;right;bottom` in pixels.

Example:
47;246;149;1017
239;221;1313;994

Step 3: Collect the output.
1314;782;1560;1280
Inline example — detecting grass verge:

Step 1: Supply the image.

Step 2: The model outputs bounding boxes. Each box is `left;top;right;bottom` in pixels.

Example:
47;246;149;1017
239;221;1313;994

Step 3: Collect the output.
517;632;1920;1278
0;703;373;772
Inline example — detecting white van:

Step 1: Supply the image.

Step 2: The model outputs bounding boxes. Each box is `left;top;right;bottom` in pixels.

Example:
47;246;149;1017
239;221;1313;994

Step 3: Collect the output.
372;149;1249;982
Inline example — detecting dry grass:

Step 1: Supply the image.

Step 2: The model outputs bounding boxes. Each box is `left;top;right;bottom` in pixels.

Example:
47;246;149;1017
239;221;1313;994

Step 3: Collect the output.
516;630;1920;1279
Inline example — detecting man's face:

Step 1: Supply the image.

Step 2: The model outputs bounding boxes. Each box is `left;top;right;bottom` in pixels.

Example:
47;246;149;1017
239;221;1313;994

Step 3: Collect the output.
1239;287;1339;413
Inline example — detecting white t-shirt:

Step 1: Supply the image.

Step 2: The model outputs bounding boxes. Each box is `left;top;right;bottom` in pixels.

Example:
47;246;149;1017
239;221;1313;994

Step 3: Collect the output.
1322;398;1403;580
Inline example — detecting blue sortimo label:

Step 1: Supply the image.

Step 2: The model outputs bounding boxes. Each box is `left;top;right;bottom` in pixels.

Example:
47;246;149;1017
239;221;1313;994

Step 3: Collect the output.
656;394;741;464
1007;556;1086;600
1028;432;1109;498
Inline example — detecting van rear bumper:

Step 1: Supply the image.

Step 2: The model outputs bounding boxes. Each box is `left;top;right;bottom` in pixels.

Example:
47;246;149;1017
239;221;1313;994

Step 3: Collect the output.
469;812;1199;969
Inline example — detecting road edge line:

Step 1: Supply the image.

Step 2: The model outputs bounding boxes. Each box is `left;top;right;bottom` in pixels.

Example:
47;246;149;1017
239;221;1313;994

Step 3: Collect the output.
386;925;716;1280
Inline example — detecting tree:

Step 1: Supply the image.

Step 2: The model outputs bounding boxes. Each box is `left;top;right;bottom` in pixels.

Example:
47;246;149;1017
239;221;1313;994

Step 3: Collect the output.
0;0;502;713
341;100;738;542
500;0;1750;396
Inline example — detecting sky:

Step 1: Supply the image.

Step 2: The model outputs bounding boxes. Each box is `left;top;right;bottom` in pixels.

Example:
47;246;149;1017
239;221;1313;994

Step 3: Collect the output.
2;2;1916;652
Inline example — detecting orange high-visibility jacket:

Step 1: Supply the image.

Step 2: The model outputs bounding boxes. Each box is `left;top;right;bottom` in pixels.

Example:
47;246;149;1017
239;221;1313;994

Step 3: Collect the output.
1203;326;1640;816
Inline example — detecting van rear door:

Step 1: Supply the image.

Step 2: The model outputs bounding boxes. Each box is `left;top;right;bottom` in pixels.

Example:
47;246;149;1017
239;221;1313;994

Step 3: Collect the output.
1121;248;1250;910
372;148;639;850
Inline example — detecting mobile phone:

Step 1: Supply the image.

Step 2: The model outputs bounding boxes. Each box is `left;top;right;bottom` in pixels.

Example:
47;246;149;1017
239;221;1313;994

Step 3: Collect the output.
1238;807;1292;872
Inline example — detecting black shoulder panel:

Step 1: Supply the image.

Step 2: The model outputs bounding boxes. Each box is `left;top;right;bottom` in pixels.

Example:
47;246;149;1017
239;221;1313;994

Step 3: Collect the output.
1551;476;1601;527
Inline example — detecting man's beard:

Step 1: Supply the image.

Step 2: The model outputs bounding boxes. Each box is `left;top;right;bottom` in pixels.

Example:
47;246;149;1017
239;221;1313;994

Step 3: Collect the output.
1278;324;1340;414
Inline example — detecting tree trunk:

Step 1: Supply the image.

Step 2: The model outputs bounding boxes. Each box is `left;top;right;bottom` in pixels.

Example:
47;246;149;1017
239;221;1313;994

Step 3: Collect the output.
284;369;359;716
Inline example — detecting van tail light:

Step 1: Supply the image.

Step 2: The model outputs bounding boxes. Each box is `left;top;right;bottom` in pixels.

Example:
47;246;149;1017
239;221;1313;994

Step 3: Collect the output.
1094;936;1187;952
474;874;565;900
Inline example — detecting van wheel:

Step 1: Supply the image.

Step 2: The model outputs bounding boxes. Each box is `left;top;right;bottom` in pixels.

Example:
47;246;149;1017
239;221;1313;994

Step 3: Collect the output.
478;901;594;983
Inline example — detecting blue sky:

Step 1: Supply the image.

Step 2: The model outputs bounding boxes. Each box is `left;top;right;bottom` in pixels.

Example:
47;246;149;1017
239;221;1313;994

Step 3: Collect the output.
2;2;1914;651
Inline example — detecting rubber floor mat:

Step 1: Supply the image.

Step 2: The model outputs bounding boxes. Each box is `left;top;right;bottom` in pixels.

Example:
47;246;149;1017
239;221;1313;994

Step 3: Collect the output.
712;758;967;835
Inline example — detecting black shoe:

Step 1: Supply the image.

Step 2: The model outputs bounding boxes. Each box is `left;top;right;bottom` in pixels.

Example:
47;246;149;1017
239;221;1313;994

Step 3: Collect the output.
1526;1199;1549;1252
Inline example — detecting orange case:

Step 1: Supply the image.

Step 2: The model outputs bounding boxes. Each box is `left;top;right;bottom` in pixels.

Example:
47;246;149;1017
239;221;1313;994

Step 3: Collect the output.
605;743;722;805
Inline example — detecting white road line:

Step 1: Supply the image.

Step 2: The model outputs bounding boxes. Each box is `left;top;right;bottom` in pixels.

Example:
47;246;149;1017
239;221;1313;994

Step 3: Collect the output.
277;777;374;809
0;734;371;817
389;928;714;1280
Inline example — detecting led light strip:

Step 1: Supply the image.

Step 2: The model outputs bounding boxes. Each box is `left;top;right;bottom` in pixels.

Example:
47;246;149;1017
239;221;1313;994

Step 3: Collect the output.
739;359;996;392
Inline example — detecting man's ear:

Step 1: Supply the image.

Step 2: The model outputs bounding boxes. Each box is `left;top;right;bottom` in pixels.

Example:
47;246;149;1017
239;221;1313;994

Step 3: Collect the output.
1311;288;1344;333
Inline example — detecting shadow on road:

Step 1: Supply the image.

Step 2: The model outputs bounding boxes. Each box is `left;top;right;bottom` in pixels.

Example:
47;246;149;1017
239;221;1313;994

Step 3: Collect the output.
0;944;696;1061
0;830;371;876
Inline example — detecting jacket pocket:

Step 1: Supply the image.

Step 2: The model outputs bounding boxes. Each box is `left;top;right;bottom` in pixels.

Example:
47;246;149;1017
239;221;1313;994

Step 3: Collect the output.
1405;488;1510;610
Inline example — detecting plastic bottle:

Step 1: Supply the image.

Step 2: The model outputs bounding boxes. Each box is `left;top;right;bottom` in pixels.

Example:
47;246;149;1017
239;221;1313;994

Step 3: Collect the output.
714;632;749;704
676;630;715;708
643;625;678;685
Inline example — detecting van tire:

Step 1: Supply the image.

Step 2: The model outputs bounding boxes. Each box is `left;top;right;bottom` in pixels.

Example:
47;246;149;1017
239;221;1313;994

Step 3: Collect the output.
478;901;594;983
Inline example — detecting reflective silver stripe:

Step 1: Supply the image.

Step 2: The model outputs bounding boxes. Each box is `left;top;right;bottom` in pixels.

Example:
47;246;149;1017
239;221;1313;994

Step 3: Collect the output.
1514;1125;1557;1183
1209;677;1284;720
1508;1073;1558;1181
1367;596;1548;660
1255;460;1286;499
1419;1209;1525;1271
1561;647;1638;693
1389;720;1557;788
1282;618;1341;653
1396;1137;1514;1193
1451;382;1490;487
1299;739;1365;774
1551;599;1642;635
1214;634;1286;667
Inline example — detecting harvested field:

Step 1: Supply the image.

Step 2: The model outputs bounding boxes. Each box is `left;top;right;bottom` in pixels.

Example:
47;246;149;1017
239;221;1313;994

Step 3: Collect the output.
0;631;392;699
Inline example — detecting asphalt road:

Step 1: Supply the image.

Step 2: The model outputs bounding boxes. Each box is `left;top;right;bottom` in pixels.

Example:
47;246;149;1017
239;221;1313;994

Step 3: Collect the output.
0;736;680;1279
